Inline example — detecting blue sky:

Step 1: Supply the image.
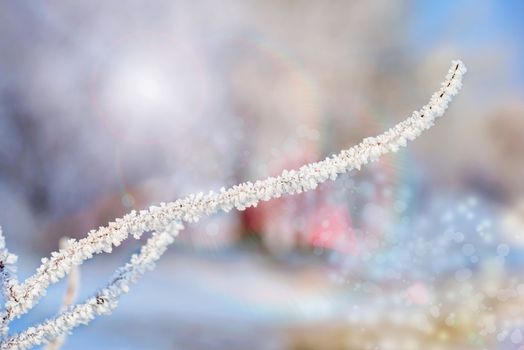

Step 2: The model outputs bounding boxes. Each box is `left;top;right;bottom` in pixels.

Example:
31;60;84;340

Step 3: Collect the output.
411;0;524;88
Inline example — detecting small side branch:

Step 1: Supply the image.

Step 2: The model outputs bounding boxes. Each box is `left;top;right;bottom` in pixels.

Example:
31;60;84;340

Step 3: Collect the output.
0;227;18;338
3;222;183;350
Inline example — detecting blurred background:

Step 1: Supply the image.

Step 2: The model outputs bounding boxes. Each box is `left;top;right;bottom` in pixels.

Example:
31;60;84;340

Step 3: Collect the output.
1;0;524;349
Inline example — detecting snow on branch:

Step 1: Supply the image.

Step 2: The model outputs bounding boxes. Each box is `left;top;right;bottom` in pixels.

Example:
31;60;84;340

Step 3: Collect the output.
0;226;18;339
0;60;466;350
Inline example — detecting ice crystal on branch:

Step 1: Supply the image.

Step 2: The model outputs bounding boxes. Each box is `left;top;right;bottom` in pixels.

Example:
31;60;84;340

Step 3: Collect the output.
0;60;466;350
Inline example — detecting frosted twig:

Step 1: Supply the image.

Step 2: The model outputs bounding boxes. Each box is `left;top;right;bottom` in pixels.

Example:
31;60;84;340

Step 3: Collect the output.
0;227;18;339
0;60;466;349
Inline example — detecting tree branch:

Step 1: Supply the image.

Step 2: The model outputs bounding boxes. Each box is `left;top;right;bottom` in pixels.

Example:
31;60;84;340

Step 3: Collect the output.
0;60;466;349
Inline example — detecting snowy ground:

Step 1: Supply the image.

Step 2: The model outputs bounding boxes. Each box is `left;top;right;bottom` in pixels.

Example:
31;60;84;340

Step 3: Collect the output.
10;238;523;350
12;246;347;350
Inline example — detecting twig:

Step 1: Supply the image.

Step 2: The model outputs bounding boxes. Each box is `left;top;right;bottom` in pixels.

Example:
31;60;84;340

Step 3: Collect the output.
0;60;466;350
0;227;18;339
